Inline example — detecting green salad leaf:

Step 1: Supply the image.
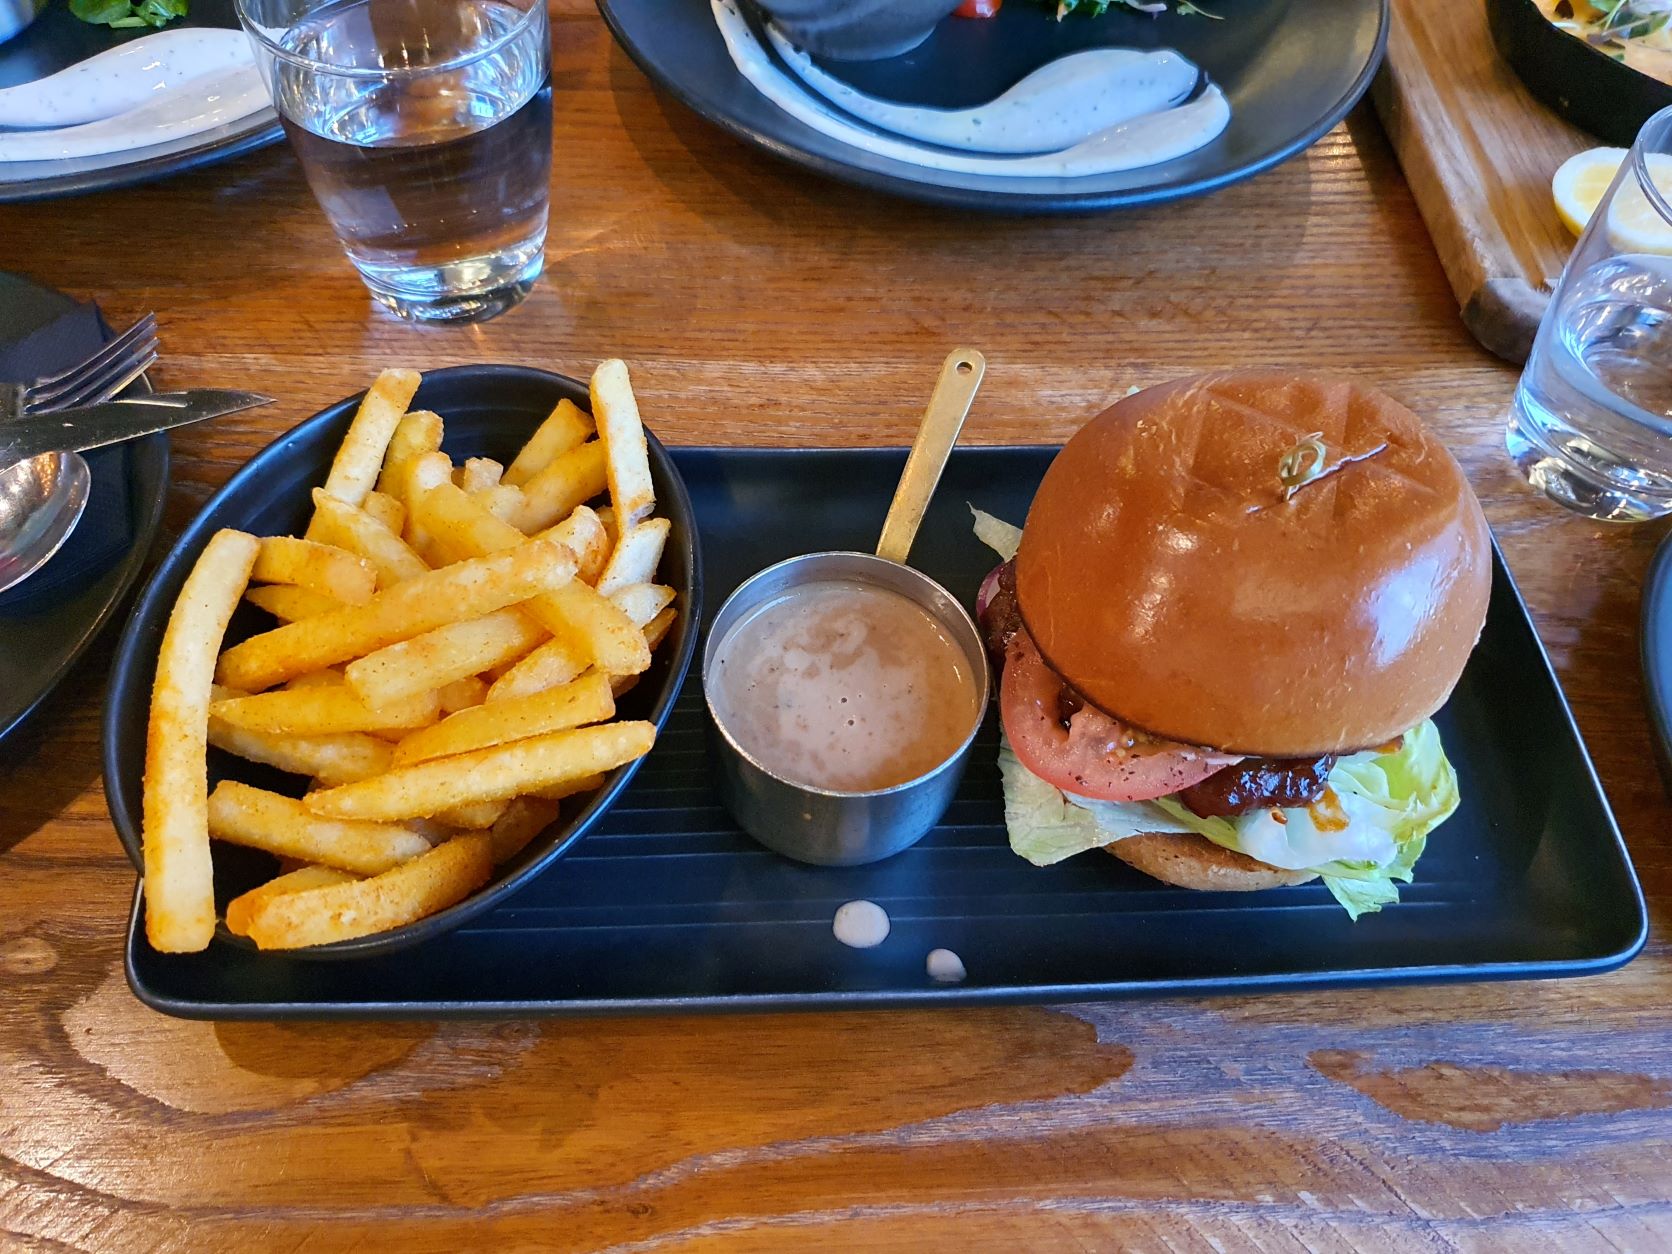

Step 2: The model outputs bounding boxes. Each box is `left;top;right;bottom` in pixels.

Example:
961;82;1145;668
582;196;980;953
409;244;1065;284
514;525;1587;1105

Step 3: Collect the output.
969;505;1023;562
997;721;1460;919
70;0;186;29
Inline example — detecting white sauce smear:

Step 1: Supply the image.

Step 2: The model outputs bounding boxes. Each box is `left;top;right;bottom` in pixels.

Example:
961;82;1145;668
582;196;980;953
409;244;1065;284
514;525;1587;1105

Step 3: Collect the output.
712;0;1230;179
833;900;890;949
926;948;967;983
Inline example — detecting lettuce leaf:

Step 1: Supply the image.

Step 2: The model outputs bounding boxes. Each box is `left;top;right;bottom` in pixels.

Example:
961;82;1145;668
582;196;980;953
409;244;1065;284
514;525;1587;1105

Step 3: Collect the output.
997;722;1460;918
1322;875;1402;919
969;505;1022;562
999;742;1194;865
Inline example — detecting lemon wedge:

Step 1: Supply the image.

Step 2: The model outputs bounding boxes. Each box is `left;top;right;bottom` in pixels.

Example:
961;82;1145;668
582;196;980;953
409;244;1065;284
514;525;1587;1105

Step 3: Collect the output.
1553;146;1627;237
1607;152;1672;254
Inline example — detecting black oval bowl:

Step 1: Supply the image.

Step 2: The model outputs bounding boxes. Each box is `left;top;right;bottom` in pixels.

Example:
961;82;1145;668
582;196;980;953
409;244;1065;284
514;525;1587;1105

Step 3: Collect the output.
101;364;702;960
1487;0;1672;146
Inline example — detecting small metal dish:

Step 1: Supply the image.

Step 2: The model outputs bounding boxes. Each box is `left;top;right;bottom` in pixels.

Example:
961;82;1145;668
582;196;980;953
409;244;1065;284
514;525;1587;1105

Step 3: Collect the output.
703;348;988;866
704;550;989;865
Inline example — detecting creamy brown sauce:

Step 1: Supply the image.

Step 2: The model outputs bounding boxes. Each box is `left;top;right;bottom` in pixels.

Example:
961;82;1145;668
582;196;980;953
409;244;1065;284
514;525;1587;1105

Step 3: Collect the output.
708;580;981;793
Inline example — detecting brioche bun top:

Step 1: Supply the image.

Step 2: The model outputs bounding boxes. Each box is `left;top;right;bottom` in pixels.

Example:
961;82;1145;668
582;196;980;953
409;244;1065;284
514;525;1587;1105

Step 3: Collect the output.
1015;371;1491;756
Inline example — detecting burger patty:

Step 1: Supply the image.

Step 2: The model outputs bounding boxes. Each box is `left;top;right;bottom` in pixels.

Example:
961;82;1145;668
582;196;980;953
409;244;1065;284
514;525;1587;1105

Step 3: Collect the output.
981;558;1340;819
980;560;1023;663
1175;755;1338;818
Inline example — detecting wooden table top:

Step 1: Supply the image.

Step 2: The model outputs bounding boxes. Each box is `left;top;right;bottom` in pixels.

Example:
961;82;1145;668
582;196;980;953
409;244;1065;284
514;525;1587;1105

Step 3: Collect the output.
2;5;1669;1247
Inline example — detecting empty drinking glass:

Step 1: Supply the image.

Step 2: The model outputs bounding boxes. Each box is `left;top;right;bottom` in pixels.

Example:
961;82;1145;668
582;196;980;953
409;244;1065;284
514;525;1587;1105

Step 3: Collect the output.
1508;106;1672;521
237;0;552;323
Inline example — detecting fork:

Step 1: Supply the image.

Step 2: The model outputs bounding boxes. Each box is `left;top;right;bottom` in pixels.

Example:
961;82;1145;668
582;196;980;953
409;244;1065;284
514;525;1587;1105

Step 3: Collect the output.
0;313;160;422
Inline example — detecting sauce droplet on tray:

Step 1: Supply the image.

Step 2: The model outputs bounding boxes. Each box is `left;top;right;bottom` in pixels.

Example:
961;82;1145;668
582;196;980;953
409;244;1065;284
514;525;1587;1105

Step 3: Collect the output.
833;900;890;949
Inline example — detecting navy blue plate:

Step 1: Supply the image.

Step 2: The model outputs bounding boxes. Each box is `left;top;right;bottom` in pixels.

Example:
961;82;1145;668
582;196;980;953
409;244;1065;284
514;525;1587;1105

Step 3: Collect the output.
0;0;280;204
0;272;169;747
598;0;1388;212
122;446;1643;1017
102;364;701;959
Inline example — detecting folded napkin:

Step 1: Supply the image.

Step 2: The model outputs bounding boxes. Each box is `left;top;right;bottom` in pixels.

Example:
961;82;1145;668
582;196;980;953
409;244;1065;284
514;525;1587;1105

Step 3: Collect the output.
0;275;139;614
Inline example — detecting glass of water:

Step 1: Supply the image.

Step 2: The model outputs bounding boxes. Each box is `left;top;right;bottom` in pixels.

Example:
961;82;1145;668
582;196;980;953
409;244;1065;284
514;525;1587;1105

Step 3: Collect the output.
236;0;552;323
1509;106;1672;520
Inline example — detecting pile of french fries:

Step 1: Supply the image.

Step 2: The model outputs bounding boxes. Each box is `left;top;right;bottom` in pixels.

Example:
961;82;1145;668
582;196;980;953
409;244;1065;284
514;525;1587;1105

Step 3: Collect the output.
141;360;679;953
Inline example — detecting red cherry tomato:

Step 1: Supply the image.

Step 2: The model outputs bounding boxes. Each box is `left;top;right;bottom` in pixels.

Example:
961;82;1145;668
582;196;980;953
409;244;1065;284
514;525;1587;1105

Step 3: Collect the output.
954;0;1002;17
1000;631;1240;802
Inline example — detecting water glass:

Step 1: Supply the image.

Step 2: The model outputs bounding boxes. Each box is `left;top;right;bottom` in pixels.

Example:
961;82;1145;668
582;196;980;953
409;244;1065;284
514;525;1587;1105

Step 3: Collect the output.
237;0;552;323
1508;106;1672;521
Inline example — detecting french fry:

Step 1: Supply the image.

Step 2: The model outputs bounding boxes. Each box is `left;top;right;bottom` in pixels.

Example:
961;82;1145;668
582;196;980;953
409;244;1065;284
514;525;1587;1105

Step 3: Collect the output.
413;480;527;558
225;865;360;937
285;669;343;690
401;449;453;509
375;410;445;495
533;771;609;803
143;529;261;953
596;518;671;596
309;490;430;586
591;359;655;528
362;490;405;533
458;457;503;493
433;798;510;829
643;605;678;652
305;721;656;821
208;716;394;786
400;449;455;563
478;483;523;523
608;582;676;630
252;536;377;606
410;487;644;674
503;398;594;487
540;506;608;585
243;833;492;950
537;581;650;676
437;675;487;714
488;796;562;864
509;440;607;533
211;684;440;736
245;584;342;623
343;607;548;708
485;635;587;703
323;368;421;507
216;538;576;692
392;672;614;767
610;607;679;700
209;781;430;874
596;505;618;548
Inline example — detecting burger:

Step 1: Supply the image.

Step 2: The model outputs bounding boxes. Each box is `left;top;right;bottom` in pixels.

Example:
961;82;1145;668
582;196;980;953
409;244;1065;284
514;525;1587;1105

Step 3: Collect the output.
972;371;1491;918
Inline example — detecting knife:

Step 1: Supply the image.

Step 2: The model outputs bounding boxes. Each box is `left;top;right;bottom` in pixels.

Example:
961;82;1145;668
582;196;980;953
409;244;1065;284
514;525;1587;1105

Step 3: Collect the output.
0;390;274;466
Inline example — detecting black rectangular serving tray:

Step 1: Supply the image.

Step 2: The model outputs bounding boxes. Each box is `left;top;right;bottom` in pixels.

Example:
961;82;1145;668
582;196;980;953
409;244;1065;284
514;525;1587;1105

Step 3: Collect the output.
126;447;1648;1018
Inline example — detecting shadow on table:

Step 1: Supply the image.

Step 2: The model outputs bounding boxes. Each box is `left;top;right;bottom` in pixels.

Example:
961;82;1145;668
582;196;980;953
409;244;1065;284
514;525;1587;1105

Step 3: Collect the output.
0;638;108;857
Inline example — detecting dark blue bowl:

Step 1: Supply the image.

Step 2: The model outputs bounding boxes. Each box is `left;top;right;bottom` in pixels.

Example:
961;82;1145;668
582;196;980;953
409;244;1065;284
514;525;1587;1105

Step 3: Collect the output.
101;364;702;960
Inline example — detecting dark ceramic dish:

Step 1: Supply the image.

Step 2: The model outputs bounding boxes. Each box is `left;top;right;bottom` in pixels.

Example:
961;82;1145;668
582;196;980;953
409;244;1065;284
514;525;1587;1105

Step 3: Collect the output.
102;365;702;960
1487;0;1672;146
0;0;281;203
599;0;1388;212
124;447;1644;1019
749;0;960;60
0;272;169;748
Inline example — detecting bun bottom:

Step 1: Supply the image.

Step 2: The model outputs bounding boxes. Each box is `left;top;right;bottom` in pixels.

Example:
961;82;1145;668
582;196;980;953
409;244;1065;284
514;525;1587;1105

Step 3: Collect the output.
1105;832;1318;892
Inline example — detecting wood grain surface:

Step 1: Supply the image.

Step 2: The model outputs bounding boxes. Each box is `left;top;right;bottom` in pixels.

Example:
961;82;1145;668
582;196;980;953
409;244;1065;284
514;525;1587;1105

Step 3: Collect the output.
2;5;1671;1248
1374;0;1592;364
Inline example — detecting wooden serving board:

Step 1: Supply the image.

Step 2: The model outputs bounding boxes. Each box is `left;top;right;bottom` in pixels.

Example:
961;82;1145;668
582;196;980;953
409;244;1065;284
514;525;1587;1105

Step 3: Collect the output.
1373;0;1592;363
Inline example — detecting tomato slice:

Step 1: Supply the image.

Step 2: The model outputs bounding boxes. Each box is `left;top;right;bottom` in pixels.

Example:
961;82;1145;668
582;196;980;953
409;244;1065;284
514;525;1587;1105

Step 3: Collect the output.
954;0;1002;16
1001;630;1240;802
